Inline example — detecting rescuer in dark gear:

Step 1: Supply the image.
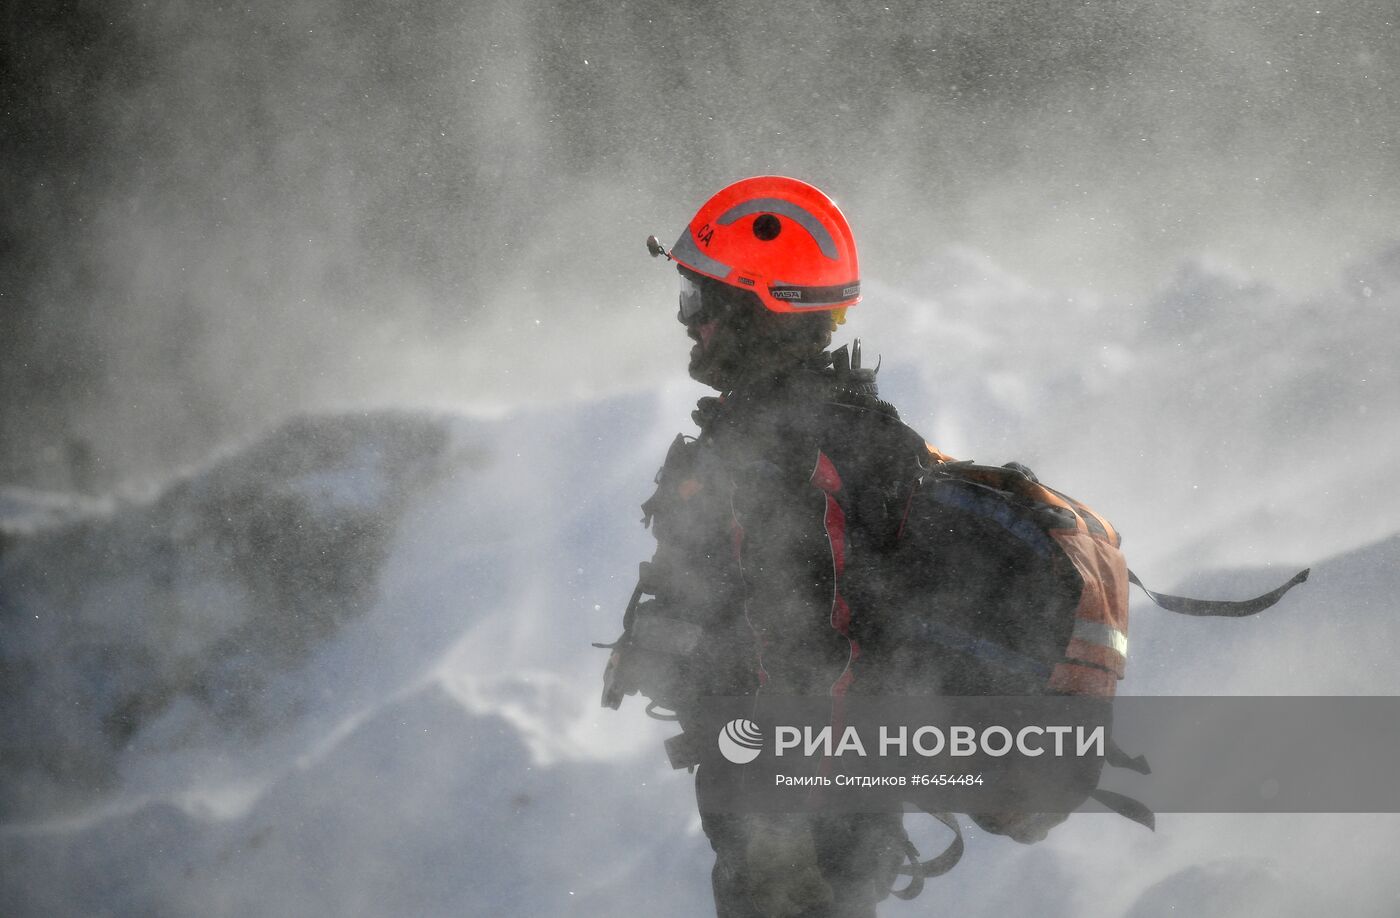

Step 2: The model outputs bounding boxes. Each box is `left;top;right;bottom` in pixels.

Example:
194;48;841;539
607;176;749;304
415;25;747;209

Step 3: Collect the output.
600;173;1318;918
602;176;926;917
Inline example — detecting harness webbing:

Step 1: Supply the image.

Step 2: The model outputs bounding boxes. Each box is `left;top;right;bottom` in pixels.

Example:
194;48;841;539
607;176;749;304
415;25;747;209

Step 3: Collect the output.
1129;567;1310;617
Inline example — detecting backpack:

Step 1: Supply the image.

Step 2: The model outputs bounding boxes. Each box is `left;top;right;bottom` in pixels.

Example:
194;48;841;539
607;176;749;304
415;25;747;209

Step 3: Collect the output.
851;448;1310;700
847;443;1310;898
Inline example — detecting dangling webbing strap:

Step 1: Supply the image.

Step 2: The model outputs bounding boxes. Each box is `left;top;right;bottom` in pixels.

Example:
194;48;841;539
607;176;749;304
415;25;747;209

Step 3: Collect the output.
890;809;963;901
1129;567;1309;617
1089;788;1155;830
1107;735;1151;775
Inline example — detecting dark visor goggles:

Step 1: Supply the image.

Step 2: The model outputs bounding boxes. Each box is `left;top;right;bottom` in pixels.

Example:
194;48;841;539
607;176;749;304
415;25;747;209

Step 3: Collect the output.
678;272;747;323
678;269;857;323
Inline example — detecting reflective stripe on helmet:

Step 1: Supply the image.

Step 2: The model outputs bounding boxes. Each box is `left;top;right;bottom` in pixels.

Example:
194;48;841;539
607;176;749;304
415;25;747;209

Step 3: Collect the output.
715;197;840;260
768;280;861;308
670;230;732;279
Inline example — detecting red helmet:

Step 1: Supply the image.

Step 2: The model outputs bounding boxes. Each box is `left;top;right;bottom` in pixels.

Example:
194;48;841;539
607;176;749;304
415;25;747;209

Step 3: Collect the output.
669;176;860;314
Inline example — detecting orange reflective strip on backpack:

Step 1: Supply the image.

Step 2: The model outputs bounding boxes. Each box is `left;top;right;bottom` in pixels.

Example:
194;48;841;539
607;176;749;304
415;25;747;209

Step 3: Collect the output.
1071;619;1128;657
1051;528;1131;685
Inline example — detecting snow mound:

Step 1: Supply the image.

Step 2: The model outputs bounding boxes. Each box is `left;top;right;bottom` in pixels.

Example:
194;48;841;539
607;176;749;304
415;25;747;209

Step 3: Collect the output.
0;412;459;819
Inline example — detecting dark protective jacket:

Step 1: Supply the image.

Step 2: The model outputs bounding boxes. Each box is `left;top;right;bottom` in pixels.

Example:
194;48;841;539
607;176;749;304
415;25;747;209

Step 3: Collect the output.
607;347;926;917
617;347;930;717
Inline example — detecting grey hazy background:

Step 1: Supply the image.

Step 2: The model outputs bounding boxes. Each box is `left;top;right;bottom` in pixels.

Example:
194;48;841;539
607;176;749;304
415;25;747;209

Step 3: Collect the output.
4;0;1398;490
4;4;1400;916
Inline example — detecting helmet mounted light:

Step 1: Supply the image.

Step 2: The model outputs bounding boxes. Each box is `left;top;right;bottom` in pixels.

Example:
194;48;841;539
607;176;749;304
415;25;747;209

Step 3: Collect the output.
645;234;672;260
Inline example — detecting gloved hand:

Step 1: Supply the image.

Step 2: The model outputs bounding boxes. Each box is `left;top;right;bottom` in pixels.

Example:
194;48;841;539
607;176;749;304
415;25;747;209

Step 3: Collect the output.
743;815;834;918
